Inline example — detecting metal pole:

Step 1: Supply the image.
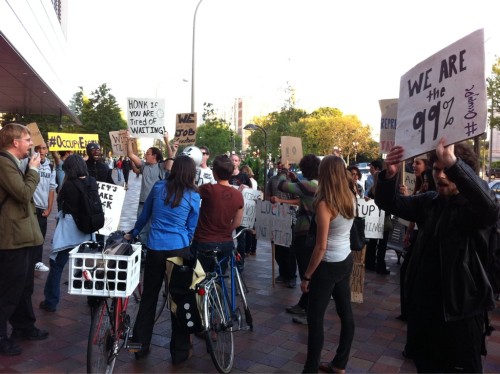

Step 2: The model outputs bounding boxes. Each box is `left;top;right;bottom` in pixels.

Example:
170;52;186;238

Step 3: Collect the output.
191;0;204;113
490;97;494;182
263;132;268;200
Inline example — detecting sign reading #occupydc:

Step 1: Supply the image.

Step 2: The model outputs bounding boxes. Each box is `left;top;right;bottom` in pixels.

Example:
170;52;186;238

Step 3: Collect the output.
97;182;125;236
396;29;486;160
127;97;166;138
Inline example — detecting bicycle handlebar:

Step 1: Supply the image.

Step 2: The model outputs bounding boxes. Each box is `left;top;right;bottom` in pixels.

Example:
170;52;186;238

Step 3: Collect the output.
232;227;253;240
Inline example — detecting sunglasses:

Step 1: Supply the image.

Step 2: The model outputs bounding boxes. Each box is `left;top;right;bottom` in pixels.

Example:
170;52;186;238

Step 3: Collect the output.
202;152;208;155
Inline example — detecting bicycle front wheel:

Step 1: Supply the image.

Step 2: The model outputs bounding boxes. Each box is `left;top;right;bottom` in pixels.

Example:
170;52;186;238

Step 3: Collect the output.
87;300;116;374
206;282;234;374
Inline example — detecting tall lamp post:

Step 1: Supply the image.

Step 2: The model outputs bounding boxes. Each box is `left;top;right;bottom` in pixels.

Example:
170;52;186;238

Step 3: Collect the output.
191;0;204;113
244;124;268;199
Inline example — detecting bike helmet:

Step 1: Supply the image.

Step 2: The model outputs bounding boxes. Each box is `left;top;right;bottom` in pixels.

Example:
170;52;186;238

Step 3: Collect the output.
180;145;203;167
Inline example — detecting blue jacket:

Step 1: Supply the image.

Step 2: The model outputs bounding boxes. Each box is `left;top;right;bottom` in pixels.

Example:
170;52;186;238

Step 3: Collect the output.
131;180;200;251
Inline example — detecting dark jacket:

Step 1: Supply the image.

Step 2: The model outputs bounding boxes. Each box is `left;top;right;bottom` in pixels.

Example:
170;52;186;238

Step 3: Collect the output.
85;158;115;184
375;158;498;322
0;151;43;249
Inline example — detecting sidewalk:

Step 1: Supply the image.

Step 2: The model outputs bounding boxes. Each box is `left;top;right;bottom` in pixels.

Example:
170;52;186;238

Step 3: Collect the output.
2;170;500;373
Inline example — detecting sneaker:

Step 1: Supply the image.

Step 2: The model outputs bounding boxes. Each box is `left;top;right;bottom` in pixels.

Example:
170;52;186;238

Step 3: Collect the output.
0;337;22;356
39;301;56;312
287;279;297;289
11;327;48;341
35;262;49;272
286;304;306;314
292;315;308;325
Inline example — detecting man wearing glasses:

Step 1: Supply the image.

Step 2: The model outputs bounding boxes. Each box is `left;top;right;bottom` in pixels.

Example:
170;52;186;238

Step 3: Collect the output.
196;146;215;186
0;124;48;356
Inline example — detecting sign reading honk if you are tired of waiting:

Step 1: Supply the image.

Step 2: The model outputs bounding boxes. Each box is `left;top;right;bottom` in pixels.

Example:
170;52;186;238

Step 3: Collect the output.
126;98;166;138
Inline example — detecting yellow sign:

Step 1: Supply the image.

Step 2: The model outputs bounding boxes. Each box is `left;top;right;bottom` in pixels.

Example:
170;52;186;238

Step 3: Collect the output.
47;132;99;151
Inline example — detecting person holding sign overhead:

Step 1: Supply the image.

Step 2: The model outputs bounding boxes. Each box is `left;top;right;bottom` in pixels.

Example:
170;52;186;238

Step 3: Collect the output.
375;139;498;373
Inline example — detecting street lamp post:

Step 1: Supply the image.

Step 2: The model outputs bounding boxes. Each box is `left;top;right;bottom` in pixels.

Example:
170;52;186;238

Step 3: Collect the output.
244;124;268;199
191;0;204;113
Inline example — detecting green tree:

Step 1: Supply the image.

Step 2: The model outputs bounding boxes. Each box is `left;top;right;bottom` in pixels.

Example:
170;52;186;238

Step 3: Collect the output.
69;84;127;154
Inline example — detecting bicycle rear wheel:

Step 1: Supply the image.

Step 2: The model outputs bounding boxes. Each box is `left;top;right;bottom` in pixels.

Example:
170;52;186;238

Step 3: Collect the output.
234;267;253;331
205;282;234;374
87;300;116;374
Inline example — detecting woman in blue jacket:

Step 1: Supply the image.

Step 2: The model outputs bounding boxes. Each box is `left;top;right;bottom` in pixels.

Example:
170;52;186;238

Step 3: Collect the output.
125;155;200;364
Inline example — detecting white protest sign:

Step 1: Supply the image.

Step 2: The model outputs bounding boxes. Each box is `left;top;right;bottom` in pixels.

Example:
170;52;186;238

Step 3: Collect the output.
396;29;486;160
379;99;398;154
240;188;262;228
404;172;416;196
254;200;294;247
126;97;166;138
357;198;384;239
97;182;126;236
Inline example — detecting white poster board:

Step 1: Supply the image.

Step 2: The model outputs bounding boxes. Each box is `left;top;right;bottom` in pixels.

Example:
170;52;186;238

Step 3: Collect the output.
126;97;166;138
379;99;398;154
97;182;126;236
240;188;262;228
396;29;486;160
254;200;294;247
357;198;385;239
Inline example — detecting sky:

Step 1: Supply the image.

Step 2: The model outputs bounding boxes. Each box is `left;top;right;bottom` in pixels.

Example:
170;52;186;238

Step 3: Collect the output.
64;0;500;140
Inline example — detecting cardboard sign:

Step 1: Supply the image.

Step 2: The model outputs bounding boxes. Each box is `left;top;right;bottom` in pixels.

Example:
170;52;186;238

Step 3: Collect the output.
109;130;138;156
281;136;303;164
254;200;294;247
97;182;125;236
379;99;398;154
174;112;197;145
396;29;486;159
47;132;99;151
356;198;385;239
126;98;166;138
26;122;44;147
240;188;263;228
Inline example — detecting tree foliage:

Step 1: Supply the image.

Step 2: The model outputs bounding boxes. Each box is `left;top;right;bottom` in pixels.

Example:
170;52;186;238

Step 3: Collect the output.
487;57;500;130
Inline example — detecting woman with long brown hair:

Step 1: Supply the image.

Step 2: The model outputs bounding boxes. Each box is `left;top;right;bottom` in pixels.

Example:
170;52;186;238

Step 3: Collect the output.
301;155;355;374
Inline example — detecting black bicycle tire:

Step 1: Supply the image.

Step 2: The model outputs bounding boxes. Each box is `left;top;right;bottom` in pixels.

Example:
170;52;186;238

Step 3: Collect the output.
87;300;116;374
205;282;234;373
234;267;253;331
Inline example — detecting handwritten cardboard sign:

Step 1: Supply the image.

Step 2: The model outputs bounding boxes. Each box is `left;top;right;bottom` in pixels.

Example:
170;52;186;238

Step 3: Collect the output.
254;200;294;247
174;112;197;145
396;29;486;159
109;130;138;156
281;136;303;164
97;182;125;236
126;97;166;138
379;99;398;154
356;198;385;239
47;132;99;151
26;122;44;147
240;188;263;228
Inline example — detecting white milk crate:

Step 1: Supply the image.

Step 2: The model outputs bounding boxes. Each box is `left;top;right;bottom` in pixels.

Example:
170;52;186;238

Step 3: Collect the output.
68;243;141;298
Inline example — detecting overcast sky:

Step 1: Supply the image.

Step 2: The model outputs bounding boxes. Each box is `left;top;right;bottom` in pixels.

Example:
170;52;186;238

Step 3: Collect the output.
65;0;500;139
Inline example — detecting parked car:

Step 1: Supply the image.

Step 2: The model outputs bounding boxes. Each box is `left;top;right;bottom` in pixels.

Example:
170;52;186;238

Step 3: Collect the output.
489;180;500;199
488;168;500;179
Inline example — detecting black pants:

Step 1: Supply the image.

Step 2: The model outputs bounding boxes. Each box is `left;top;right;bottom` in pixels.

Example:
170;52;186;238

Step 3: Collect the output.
411;311;484;373
35;208;48;263
293;236;312;310
303;254;355;372
0;247;37;336
132;247;192;362
235;226;247;272
275;244;296;280
365;231;390;272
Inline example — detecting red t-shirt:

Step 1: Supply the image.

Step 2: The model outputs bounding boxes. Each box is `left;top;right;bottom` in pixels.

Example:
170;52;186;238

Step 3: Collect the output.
194;183;244;242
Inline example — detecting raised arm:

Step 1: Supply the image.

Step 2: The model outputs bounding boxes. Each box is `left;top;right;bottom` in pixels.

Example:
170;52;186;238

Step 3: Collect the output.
125;131;142;168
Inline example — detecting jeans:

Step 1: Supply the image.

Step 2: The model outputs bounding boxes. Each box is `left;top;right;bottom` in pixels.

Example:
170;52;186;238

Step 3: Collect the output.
43;248;71;309
191;240;234;274
303;254;355;373
35;208;48;263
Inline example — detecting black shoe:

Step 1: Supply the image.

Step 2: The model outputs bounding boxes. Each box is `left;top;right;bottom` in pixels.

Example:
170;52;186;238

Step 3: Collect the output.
0;337;22;356
402;348;414;360
287;279;297;289
376;268;390;275
39;301;56;312
365;265;376;271
11;327;48;341
396;314;407;321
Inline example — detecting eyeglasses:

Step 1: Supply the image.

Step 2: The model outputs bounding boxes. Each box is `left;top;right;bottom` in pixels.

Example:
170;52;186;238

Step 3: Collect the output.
202;152;208;155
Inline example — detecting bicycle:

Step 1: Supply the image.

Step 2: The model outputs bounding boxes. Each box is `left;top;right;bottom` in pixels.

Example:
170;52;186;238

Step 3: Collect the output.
195;228;253;373
67;240;143;374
